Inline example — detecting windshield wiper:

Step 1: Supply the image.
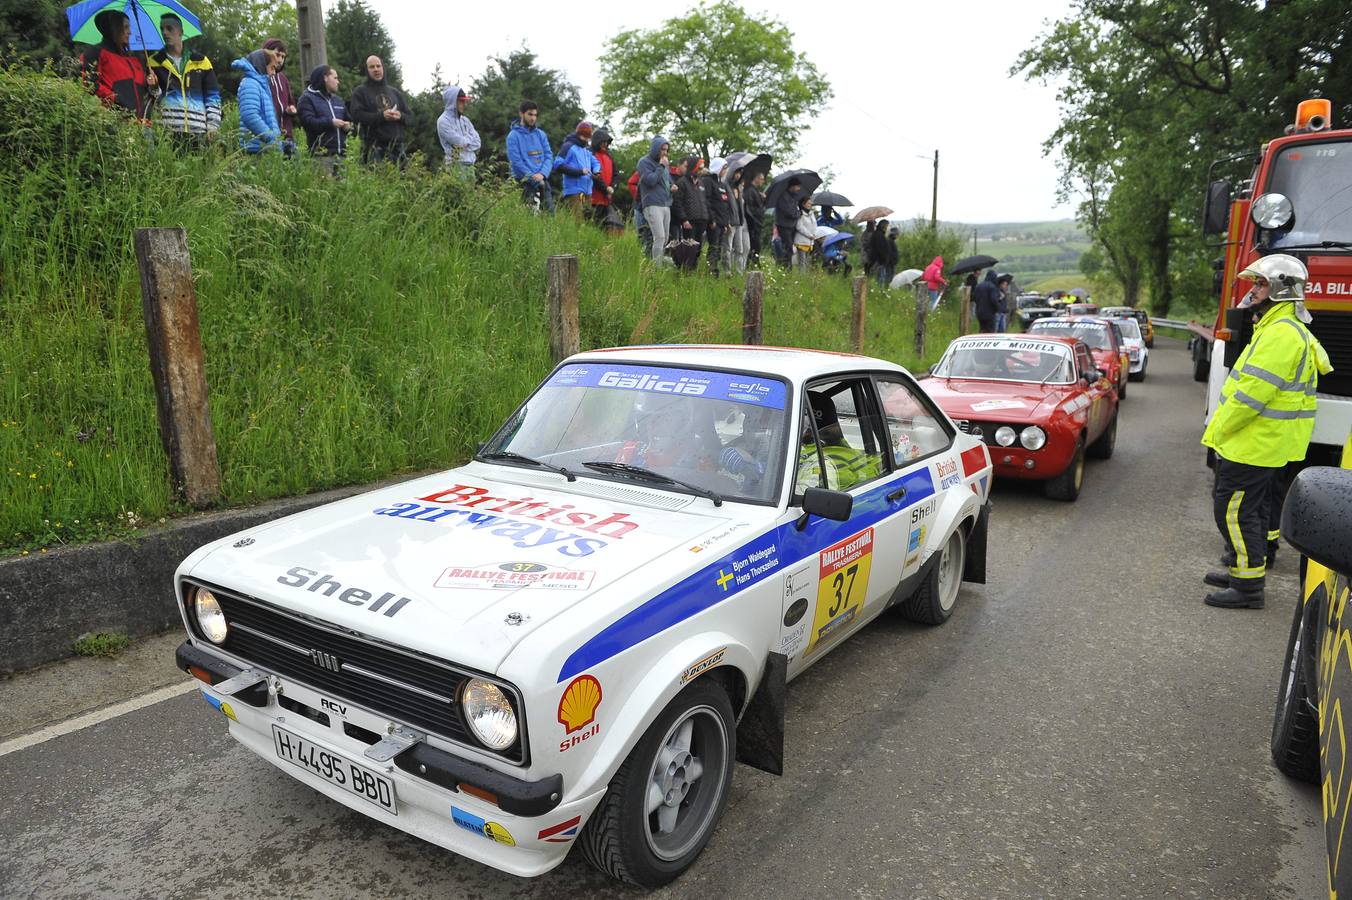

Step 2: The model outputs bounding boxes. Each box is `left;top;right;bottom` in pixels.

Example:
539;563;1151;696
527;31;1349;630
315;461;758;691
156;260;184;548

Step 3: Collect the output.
477;451;575;481
1275;240;1352;250
581;461;723;506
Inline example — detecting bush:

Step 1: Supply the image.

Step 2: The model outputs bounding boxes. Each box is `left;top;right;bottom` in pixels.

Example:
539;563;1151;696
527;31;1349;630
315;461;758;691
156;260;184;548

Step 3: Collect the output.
0;67;964;556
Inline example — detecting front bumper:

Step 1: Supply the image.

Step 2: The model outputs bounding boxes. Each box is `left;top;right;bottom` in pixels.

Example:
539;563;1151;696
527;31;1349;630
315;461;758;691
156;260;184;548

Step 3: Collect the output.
177;641;590;877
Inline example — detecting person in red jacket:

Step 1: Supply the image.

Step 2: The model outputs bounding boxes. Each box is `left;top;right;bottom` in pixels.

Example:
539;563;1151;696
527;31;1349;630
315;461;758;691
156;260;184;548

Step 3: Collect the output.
81;10;156;120
589;129;617;226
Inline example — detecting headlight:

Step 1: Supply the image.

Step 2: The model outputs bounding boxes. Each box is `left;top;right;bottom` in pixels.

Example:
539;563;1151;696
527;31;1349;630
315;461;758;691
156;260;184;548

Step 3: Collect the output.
193;588;228;644
461;678;518;750
1020;426;1047;450
1251;192;1293;230
994;426;1017;447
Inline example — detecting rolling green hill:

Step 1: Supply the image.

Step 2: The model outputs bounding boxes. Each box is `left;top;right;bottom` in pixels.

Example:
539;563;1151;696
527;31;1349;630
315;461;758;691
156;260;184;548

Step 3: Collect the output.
939;219;1089;287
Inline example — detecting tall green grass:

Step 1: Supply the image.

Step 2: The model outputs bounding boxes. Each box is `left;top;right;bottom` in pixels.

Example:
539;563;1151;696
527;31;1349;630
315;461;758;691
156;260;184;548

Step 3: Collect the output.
0;67;963;555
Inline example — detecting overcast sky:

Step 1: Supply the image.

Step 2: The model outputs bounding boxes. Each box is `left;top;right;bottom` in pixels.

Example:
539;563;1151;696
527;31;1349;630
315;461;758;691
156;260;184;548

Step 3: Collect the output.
362;0;1076;225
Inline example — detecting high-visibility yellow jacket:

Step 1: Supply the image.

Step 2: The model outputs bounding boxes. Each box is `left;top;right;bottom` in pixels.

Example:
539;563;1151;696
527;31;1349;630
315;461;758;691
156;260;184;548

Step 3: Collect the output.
798;443;882;491
1202;303;1332;467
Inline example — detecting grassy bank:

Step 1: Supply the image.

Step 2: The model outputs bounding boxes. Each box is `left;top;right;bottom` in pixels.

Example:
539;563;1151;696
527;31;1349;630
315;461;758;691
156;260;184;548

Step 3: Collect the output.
0;68;963;556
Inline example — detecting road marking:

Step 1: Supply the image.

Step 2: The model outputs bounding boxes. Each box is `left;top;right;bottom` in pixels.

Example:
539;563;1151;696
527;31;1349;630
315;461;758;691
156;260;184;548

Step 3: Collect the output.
0;680;197;758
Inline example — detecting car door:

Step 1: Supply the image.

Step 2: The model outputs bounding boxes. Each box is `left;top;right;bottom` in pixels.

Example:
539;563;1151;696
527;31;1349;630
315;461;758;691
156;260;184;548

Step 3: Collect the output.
777;373;947;676
1075;342;1108;440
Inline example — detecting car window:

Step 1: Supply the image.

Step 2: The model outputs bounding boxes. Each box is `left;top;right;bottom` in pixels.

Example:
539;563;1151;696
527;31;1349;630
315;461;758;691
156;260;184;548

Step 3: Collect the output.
795;378;887;494
1030;320;1112;351
934;339;1075;384
1076;345;1095;377
1114;318;1142;340
875;375;954;464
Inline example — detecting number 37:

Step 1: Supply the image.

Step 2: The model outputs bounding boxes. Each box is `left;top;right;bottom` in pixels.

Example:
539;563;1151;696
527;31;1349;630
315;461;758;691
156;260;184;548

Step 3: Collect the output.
829;564;859;617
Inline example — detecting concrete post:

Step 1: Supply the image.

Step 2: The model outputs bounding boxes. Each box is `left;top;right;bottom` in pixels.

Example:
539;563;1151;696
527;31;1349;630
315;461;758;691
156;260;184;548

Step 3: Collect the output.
135;228;221;508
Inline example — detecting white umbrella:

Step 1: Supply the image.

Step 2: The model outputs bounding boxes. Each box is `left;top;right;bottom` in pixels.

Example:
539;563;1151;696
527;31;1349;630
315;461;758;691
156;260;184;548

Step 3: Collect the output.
891;268;924;289
814;225;839;240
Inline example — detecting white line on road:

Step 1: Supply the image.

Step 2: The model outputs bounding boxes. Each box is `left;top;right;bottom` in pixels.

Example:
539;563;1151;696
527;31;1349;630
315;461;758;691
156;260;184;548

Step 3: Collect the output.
0;680;198;758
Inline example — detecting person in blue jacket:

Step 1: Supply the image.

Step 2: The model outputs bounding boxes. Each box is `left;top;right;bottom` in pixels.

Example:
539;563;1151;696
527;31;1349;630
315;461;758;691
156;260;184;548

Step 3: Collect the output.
554;121;600;220
507;100;553;210
636;135;673;263
232;49;281;153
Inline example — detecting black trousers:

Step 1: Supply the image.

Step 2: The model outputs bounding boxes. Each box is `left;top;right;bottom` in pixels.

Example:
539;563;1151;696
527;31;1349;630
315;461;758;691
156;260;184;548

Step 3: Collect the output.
1213;456;1282;590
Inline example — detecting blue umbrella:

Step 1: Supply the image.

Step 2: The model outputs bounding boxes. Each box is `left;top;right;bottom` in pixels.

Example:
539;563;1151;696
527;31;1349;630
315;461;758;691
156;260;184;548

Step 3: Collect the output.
67;0;202;52
822;232;855;250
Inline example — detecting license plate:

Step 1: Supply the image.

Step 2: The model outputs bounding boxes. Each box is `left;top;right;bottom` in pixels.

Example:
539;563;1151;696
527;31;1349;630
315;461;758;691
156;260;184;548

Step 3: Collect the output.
271;725;397;813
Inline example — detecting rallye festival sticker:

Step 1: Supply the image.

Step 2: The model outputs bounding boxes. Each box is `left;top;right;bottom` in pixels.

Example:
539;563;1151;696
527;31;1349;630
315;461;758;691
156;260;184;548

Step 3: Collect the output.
806;528;874;656
451;806;515;846
558;675;602;752
434;561;596;592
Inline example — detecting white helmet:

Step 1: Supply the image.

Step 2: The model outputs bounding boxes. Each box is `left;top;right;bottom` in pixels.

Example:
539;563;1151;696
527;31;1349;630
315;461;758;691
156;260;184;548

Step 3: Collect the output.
1237;254;1307;301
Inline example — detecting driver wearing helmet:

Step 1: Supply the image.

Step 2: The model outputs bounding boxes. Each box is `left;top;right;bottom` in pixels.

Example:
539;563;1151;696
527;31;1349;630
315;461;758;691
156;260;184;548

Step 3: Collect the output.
796;391;881;491
1200;253;1333;609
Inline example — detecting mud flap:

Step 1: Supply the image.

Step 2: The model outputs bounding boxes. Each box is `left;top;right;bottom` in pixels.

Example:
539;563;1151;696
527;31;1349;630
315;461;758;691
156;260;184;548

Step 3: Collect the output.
963;501;990;585
736;651;786;776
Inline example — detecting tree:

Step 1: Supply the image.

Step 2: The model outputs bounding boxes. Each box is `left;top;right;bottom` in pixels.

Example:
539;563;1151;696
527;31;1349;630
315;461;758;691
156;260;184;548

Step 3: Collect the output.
195;0;298;97
325;0;399;97
598;2;830;164
0;0;68;66
467;47;586;176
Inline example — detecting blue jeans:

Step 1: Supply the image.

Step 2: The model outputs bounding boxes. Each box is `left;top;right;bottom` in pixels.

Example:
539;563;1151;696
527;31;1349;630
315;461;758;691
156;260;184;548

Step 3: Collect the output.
995;313;1006;332
928;288;942;311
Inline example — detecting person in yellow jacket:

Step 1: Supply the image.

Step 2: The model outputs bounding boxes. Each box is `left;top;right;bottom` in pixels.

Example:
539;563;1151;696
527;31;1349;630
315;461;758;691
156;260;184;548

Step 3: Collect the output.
1201;254;1332;608
796;392;882;491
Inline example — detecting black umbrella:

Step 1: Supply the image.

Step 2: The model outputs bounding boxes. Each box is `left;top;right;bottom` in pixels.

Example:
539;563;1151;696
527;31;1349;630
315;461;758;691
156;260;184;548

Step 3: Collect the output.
765;169;823;207
948;254;1000;276
725;151;773;183
813;190;853;207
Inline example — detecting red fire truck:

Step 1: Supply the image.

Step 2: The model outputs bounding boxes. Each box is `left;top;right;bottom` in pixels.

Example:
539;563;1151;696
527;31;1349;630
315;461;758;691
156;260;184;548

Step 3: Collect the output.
1192;98;1352;466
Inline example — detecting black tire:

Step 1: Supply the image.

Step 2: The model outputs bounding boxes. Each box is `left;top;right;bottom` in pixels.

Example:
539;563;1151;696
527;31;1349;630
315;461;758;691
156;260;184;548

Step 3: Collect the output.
1088;412;1117;460
1272;592;1321;783
1193;348;1209;382
1044;437;1085;501
579;679;736;887
1128;365;1145;382
898;527;966;625
1117;374;1127;400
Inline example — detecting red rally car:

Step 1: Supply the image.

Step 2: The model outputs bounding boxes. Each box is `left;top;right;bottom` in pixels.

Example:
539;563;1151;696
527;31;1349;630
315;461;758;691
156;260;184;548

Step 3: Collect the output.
920;334;1121;501
1027;316;1132;400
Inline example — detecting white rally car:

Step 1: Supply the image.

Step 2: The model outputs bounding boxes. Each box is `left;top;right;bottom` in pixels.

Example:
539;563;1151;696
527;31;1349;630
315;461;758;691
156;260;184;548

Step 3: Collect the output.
174;345;993;887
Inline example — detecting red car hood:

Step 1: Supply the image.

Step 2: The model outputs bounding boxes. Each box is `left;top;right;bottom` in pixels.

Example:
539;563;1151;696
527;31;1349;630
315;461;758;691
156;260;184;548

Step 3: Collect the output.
923;378;1075;421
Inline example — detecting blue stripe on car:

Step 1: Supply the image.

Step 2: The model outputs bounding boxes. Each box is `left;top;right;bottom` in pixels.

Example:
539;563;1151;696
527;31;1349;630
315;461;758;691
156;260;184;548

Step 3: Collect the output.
557;467;937;681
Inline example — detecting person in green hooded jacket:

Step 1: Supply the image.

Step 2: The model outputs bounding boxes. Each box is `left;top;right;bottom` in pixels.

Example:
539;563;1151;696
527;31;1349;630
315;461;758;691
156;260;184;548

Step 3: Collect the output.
1201;254;1332;609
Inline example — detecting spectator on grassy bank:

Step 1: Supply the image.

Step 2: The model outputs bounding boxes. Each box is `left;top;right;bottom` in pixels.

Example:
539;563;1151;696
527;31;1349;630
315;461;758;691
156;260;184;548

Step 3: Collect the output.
81;10;156;120
507;100;553;210
923;256;948;311
298;65;350;175
437;85;479;177
636;136;673;263
261;39;297;156
555;121;600;221
703;158;733;276
973;269;1004;332
745;172;766;265
793;195;816;272
348;55;411;167
147;13;219;145
589;128;617;226
870;223;889;286
233;49;281;153
673;156;709;259
725;165;748;275
773;177;804;268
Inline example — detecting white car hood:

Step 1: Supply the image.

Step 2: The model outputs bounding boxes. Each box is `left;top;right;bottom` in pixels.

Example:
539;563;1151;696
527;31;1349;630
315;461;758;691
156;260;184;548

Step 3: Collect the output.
188;466;741;673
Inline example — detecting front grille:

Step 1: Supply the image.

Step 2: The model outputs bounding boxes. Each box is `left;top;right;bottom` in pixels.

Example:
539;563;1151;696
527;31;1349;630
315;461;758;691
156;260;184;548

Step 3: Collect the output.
1309;311;1352;397
954;420;1000;446
187;581;524;764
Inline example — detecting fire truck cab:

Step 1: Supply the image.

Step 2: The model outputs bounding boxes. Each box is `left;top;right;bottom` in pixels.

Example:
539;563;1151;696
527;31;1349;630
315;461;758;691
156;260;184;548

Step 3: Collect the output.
1200;98;1352;466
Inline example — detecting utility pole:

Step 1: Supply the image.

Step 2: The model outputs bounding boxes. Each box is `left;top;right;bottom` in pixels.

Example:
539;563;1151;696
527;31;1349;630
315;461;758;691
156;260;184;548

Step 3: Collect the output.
295;0;328;77
972;228;978;254
930;149;939;231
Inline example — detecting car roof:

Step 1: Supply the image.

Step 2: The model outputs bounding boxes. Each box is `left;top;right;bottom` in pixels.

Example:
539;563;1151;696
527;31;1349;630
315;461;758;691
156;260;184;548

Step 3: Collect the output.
567;344;909;382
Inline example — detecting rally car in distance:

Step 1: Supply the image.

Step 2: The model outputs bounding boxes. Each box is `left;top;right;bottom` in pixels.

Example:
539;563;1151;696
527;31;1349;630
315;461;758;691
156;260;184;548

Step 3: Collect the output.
922;334;1120;500
1107;316;1149;381
1016;294;1059;330
1270;433;1352;893
172;346;992;887
1028;316;1132;399
1101;306;1154;347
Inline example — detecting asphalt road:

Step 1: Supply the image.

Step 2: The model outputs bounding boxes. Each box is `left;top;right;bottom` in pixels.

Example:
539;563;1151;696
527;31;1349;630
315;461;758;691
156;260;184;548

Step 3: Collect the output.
0;337;1325;899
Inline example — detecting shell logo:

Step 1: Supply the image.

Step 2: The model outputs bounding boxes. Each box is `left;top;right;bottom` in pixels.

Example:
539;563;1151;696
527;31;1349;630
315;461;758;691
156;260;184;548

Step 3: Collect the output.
558;674;603;734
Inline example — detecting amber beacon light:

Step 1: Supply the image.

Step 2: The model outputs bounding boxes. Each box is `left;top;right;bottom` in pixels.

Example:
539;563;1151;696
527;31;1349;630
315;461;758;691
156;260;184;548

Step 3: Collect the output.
1295;98;1332;132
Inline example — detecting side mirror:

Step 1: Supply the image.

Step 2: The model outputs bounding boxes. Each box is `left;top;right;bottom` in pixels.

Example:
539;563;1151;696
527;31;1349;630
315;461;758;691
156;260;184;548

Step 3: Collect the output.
1282;467;1352;575
1202;179;1232;236
796;487;852;530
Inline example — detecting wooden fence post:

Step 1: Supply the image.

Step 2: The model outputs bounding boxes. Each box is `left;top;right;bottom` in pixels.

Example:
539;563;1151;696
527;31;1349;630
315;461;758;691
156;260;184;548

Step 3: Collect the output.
135;227;221;509
547;255;580;362
850;275;868;353
959;284;972;336
914;283;928;360
742;271;764;345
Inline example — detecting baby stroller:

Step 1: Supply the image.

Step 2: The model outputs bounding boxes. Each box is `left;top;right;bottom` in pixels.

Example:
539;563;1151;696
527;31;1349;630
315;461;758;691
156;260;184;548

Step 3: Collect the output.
821;232;854;276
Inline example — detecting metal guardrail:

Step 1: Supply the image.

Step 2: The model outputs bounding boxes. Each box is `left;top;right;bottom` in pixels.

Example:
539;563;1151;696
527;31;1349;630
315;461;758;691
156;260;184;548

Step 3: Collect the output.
1152;318;1189;330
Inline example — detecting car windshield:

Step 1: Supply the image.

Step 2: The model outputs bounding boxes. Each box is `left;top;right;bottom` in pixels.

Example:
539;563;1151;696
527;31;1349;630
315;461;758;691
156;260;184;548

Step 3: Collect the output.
1017;296;1045;309
1265;140;1352;249
482;363;791;504
1030;320;1112;350
934;338;1075;384
1113;318;1142;341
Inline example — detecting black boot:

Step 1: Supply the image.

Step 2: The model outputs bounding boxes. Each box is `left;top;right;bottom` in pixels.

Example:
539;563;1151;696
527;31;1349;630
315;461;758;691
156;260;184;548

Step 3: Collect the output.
1267;541;1279;568
1203;570;1229;588
1205;586;1265;609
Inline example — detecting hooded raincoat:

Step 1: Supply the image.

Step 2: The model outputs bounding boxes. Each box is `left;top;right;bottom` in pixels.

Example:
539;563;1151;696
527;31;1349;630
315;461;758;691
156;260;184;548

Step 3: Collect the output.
436;85;480;167
507;118;552;182
80;11;151;118
972;270;1004;323
233;51;281;153
636;136;672;209
554;131;600;199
